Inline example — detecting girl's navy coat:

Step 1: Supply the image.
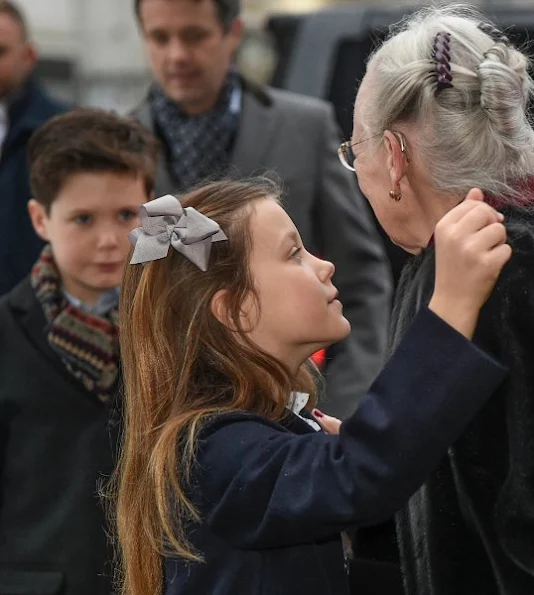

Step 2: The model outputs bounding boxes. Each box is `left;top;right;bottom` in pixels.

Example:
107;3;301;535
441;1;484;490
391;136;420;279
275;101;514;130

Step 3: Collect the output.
165;308;506;595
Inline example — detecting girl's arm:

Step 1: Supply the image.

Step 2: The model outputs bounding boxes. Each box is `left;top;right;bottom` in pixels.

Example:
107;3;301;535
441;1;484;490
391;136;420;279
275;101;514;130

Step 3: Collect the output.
198;306;506;550
196;194;510;550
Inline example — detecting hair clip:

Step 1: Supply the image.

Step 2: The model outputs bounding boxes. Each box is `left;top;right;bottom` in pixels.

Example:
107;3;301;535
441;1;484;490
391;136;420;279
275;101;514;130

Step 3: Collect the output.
432;31;453;93
477;22;510;46
129;195;227;271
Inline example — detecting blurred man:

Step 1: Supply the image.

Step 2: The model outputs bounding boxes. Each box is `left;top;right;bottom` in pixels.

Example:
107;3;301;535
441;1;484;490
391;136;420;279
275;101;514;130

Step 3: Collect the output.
132;0;393;418
0;1;68;295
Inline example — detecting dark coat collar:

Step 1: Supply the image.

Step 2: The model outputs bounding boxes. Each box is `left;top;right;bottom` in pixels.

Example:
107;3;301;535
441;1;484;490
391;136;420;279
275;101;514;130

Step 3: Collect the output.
4;75;68;149
7;276;51;358
200;408;320;445
5;278;108;403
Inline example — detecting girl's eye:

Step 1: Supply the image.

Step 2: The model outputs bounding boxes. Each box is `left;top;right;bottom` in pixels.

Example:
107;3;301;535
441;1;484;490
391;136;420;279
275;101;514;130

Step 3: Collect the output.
290;247;303;261
74;214;91;225
118;210;138;222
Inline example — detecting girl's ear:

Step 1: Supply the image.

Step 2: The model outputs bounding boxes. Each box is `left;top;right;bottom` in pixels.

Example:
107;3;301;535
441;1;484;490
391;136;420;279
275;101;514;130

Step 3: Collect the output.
211;289;257;333
211;289;232;329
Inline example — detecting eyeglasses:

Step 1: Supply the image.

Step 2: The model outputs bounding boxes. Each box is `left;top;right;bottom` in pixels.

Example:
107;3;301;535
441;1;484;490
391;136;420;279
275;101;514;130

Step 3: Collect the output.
338;131;410;172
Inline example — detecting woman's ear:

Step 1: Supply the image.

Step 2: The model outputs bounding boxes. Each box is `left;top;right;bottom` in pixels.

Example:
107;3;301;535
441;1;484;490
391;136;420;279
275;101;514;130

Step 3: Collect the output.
27;199;50;242
383;130;408;190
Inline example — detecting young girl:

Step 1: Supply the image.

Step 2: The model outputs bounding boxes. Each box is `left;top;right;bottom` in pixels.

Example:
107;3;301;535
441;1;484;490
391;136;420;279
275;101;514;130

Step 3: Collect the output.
115;178;510;595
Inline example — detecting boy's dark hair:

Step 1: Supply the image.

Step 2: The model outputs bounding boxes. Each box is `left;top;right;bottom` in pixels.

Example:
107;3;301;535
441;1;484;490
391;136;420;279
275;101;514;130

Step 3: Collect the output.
134;0;240;32
0;0;29;40
28;108;160;212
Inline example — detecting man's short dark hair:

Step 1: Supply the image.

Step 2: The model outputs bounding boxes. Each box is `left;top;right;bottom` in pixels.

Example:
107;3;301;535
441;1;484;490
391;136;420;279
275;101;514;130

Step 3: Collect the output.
0;0;29;40
134;0;241;32
28;108;160;212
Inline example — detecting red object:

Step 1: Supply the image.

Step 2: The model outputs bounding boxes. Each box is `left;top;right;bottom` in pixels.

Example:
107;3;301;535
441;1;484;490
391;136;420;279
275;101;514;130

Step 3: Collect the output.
312;409;324;418
312;349;326;368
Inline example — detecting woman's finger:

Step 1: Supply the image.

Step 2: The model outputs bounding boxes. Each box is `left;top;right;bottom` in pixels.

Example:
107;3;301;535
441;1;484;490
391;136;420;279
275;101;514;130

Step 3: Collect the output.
470;221;508;251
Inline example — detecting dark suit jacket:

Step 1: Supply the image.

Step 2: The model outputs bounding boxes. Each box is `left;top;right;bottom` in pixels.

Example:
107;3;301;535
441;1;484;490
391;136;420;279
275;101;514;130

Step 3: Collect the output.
131;80;393;419
0;76;68;296
164;307;506;595
0;279;119;595
392;206;534;595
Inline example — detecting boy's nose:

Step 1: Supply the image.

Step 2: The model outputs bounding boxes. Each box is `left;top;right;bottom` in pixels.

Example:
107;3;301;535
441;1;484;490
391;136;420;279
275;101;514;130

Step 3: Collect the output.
97;229;120;249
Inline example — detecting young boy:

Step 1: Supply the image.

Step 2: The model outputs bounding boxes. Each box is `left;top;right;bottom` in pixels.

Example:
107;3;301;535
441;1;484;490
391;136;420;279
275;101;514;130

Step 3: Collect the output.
0;108;159;595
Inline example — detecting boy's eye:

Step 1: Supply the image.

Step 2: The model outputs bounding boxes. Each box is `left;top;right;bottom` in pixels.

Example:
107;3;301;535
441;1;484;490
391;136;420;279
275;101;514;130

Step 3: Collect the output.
73;214;92;225
290;247;303;261
118;209;138;223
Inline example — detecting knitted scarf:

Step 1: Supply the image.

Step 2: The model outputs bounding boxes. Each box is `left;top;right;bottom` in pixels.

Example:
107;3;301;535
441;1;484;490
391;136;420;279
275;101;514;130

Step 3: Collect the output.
31;245;119;403
150;69;240;190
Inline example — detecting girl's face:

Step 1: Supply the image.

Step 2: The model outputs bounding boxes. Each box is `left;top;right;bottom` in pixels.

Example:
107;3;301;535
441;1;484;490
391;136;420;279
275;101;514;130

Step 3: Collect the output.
242;199;351;371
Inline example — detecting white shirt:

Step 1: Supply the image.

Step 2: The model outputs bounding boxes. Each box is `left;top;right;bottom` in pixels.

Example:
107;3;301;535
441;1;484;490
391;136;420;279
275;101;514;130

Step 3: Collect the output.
287;391;322;432
0;102;8;157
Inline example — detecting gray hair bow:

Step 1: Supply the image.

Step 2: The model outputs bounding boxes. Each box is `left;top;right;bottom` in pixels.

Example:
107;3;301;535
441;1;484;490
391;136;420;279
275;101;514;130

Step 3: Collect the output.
129;194;227;271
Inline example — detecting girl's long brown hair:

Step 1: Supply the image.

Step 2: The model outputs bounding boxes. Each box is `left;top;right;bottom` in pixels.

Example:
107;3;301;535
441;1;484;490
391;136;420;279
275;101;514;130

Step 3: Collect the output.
113;179;318;595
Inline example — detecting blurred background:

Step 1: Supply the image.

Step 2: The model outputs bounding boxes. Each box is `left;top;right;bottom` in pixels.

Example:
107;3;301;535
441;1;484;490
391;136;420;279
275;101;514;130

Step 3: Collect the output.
20;0;534;282
19;0;534;112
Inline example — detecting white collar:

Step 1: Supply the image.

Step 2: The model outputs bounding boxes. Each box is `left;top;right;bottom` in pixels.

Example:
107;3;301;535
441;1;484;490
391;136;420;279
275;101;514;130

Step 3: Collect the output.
287;392;321;432
0;101;8;148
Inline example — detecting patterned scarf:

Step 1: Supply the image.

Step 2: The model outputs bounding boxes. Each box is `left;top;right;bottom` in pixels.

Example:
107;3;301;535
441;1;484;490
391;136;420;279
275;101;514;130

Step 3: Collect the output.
31;245;119;403
150;70;240;190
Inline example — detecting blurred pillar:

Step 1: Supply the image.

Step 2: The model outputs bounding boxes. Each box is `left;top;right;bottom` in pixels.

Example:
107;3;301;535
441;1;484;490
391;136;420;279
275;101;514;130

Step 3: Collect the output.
75;0;150;112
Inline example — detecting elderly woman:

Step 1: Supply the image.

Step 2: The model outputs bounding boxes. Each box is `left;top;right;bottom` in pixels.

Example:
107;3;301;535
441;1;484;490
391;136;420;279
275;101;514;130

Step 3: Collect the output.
340;5;534;595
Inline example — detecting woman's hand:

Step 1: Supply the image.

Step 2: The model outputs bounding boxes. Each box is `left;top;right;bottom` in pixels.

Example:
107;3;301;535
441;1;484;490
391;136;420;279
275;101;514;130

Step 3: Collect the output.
312;409;342;434
429;189;512;339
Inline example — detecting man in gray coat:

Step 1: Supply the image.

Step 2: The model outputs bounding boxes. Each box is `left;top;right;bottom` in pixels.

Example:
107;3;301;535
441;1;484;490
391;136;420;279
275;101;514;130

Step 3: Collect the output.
131;0;392;419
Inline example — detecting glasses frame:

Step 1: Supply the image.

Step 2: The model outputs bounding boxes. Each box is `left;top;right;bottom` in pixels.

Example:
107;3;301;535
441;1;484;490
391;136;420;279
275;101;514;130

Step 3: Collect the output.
338;131;410;172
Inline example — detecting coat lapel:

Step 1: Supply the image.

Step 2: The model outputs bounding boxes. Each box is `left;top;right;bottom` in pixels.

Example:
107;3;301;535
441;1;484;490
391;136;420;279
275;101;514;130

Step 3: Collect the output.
132;98;176;195
231;86;279;177
133;82;280;193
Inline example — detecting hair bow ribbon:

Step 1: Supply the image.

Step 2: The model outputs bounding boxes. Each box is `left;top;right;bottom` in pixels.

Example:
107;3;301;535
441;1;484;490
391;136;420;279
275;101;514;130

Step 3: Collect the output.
129;194;227;271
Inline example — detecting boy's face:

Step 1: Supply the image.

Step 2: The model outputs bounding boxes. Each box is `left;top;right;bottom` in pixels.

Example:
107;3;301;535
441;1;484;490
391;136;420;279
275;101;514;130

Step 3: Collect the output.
29;172;148;305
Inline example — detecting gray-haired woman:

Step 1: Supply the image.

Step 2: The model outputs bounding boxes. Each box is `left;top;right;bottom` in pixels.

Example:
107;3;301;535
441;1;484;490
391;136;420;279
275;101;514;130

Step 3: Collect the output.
341;5;534;595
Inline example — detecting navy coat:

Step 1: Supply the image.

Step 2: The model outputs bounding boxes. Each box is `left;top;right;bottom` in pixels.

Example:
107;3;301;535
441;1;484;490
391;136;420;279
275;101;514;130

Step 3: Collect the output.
0;76;68;296
164;307;506;595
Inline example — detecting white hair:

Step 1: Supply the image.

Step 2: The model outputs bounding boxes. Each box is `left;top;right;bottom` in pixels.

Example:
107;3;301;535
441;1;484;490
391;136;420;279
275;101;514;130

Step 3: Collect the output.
364;4;534;200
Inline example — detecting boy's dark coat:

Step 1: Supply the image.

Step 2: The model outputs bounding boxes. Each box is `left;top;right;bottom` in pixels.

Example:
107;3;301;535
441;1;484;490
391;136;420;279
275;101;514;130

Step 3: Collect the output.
164;308;506;595
0;278;119;595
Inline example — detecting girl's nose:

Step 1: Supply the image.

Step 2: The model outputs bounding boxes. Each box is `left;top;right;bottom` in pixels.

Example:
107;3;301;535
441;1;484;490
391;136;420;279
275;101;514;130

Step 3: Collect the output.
314;254;335;282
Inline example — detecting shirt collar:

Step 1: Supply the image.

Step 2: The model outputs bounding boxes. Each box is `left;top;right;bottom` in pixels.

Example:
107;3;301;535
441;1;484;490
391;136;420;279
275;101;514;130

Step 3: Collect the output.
0;101;8;148
229;81;242;115
287;392;321;432
63;287;120;317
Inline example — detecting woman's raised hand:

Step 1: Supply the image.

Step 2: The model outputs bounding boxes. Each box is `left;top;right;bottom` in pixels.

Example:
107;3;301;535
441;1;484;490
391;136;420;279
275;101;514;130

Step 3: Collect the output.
429;189;512;339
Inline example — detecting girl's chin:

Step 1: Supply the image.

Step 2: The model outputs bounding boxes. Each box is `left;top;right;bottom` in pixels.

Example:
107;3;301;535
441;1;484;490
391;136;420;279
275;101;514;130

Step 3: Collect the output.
305;324;352;359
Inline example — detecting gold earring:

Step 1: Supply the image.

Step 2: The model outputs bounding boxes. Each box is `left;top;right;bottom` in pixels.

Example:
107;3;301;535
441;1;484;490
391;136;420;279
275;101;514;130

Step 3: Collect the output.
389;190;402;201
